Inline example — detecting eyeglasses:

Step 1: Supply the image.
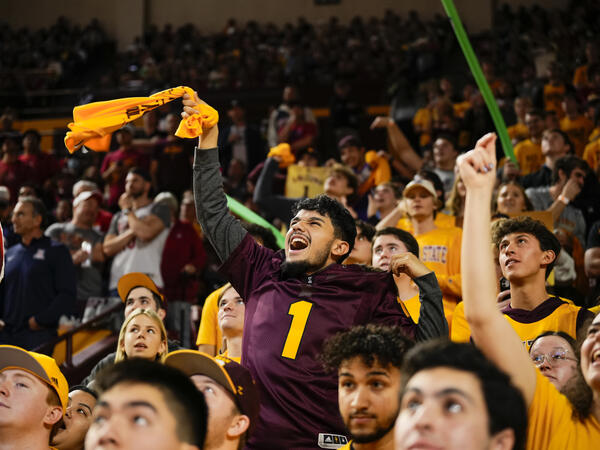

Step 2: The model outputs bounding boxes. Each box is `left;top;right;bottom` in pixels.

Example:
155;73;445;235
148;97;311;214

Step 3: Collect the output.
530;349;577;367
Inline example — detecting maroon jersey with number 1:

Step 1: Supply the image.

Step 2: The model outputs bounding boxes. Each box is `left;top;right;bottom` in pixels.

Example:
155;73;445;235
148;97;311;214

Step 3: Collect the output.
220;234;415;449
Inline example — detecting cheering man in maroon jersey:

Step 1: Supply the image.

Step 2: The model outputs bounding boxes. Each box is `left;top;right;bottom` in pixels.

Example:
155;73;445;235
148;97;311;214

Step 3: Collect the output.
184;94;447;449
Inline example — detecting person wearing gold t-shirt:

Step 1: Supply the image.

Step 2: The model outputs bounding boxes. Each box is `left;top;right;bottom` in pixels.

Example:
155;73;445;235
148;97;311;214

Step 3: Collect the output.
513;110;545;175
560;94;594;157
196;283;247;362
196;285;225;355
573;42;599;89
413;93;436;149
544;64;567;119
376;170;457;232
507;96;532;144
451;295;591;348
401;179;462;327
459;133;600;450
583;134;600;171
452;214;593;345
216;283;244;363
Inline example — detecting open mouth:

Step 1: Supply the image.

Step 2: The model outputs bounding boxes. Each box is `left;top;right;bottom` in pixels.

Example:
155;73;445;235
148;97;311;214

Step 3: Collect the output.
592;349;600;364
134;343;148;350
505;258;519;268
289;234;310;251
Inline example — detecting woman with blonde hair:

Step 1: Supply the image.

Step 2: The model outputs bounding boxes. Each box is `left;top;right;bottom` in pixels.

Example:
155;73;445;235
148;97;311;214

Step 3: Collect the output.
445;174;466;227
114;308;168;363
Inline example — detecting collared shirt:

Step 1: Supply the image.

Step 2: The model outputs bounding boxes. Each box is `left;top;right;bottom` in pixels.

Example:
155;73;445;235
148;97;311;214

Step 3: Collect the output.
0;235;76;330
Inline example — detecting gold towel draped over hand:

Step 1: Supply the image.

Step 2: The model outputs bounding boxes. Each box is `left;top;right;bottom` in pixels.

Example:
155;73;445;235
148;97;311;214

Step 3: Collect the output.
64;86;219;153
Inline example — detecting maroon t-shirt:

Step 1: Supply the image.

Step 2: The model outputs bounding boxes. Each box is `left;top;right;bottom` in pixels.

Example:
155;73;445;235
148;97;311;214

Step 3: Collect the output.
220;234;414;449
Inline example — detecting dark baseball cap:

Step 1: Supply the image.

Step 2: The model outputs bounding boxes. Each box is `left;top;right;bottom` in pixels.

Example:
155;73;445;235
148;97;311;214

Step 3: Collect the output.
337;134;362;150
164;351;260;433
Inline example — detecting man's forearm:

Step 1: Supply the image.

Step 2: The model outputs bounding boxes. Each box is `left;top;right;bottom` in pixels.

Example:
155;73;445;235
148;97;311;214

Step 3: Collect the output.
375;204;404;230
387;121;423;172
254;157;296;223
193;147;247;262
127;214;164;242
548;198;567;224
413;272;448;340
103;229;135;257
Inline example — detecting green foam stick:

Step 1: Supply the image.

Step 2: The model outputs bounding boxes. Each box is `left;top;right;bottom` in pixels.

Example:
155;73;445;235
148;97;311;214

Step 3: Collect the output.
440;0;516;163
226;194;286;249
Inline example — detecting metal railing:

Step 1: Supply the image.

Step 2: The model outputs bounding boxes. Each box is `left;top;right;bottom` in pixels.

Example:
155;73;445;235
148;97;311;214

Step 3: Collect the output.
33;301;123;369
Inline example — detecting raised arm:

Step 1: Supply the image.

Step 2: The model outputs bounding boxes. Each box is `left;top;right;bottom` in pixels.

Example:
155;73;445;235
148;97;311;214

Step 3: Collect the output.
547;178;581;225
375;202;406;230
459;133;537;406
371;117;423;174
183;93;247;263
253;157;296;224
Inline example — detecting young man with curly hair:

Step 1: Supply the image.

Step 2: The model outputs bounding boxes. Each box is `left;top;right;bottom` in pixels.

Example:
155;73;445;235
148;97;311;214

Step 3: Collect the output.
320;324;414;450
451;215;593;347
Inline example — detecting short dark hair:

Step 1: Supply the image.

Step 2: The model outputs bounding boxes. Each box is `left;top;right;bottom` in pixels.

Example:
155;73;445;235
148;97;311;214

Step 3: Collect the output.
127;285;163;311
491;216;561;278
18;196;48;229
542;129;573;154
401;340;527;450
95;359;207;448
551;155;589;184
433;131;458;150
378;182;403;199
355;219;376;243
243;222;279;251
331;164;359;198
373;227;419;257
69;384;98;399
291;194;357;263
23;128;41;143
128;166;152;183
320;324;414;372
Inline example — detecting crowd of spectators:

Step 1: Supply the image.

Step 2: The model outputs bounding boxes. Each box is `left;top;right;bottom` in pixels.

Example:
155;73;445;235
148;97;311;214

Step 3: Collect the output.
0;16;114;92
1;2;600;449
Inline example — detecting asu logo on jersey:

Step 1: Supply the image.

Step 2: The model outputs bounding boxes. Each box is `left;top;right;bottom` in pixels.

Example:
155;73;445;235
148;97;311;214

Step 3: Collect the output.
318;433;349;449
421;245;448;264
